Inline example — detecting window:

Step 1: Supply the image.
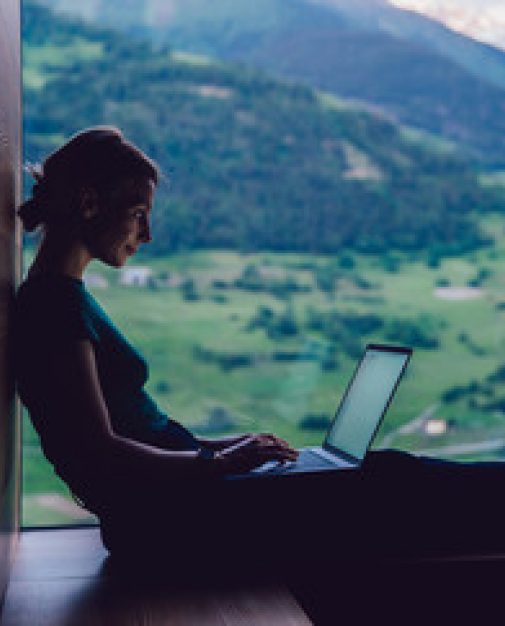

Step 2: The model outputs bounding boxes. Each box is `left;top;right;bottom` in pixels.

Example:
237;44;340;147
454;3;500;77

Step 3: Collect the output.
22;0;505;526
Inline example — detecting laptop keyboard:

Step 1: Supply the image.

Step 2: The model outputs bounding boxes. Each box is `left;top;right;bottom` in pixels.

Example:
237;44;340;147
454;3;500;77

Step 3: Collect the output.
253;449;337;474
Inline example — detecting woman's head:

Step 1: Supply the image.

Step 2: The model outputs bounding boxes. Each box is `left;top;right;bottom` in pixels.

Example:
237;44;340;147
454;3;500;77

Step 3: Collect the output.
18;127;159;234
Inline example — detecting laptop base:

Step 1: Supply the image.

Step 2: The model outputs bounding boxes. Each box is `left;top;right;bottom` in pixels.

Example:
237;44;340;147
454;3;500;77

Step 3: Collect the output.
251;448;356;476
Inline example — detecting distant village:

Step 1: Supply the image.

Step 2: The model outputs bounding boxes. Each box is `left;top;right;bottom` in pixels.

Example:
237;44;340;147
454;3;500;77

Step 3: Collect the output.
84;266;181;289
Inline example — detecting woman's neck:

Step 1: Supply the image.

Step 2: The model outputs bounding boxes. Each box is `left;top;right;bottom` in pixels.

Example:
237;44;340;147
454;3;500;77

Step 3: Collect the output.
28;231;92;280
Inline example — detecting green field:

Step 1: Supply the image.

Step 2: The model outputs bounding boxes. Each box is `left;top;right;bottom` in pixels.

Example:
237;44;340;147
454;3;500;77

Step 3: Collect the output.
22;223;505;525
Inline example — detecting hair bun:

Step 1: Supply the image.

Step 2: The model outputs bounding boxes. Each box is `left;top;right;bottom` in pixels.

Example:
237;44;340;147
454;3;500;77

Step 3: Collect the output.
18;163;47;232
17;197;45;232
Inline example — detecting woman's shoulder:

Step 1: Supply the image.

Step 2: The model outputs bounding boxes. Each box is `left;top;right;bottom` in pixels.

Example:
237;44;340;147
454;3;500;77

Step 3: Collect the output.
17;272;86;301
15;273;100;343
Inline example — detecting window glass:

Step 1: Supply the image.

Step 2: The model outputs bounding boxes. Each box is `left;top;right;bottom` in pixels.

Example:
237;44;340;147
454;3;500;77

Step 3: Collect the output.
22;0;505;526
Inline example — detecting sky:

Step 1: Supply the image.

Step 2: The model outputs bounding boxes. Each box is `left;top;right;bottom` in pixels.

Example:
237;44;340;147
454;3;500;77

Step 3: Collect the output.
388;0;505;50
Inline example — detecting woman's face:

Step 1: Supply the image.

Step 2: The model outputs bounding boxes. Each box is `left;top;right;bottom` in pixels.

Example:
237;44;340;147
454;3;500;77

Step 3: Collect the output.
85;177;156;268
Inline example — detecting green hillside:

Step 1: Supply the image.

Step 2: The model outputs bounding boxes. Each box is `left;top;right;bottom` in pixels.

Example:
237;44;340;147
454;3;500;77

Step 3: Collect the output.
34;0;346;47
36;0;505;166
23;1;504;260
310;0;505;91
37;0;505;92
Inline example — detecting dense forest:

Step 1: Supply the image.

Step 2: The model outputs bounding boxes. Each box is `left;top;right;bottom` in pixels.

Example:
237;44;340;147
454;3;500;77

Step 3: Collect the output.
23;1;505;258
38;0;505;166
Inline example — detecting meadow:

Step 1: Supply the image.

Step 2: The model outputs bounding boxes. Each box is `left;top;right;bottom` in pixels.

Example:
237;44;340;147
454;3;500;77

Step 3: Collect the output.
22;220;505;524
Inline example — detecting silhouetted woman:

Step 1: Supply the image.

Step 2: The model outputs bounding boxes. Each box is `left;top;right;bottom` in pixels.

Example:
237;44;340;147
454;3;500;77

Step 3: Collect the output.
15;127;505;577
14;128;309;569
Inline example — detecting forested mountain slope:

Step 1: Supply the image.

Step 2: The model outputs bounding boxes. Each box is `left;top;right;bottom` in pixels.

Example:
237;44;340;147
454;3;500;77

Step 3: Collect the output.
36;0;505;166
23;1;503;257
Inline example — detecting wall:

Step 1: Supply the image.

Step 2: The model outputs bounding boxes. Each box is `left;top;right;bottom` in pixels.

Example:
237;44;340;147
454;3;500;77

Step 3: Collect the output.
0;0;22;601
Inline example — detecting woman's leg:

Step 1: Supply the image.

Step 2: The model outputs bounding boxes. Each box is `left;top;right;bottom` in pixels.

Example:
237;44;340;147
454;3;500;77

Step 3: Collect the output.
99;449;505;571
363;449;505;557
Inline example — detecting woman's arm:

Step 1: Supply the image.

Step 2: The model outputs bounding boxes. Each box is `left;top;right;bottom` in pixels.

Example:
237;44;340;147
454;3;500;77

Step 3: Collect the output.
196;434;250;451
48;340;297;481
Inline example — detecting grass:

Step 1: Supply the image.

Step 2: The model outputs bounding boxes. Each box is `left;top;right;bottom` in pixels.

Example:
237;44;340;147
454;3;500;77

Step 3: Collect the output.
21;228;505;524
171;51;216;67
480;171;505;188
23;39;104;90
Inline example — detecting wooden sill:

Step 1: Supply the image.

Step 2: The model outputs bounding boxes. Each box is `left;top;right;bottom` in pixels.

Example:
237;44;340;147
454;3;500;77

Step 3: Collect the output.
1;527;312;625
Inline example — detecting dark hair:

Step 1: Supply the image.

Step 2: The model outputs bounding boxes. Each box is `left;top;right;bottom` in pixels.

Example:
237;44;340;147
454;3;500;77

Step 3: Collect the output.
18;127;159;232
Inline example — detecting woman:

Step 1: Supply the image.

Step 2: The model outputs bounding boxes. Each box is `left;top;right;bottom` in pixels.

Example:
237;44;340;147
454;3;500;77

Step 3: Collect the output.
15;127;505;575
15;127;309;567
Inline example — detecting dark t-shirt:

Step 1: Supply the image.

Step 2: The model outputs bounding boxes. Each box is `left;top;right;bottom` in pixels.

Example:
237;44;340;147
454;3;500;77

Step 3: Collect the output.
14;274;198;505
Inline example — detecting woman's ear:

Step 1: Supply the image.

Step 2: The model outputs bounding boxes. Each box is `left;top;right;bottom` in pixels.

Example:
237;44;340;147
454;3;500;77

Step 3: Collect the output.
79;187;100;219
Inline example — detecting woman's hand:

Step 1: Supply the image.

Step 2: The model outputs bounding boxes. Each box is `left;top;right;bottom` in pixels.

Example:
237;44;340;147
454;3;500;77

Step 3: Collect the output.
215;433;298;475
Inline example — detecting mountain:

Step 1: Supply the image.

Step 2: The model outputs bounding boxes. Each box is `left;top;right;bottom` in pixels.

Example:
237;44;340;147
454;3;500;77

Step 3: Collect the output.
38;0;505;90
385;0;505;52
36;0;505;167
308;0;505;90
22;1;503;259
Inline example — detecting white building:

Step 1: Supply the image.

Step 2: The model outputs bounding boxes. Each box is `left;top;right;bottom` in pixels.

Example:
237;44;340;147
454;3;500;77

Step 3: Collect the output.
83;272;109;289
119;266;153;286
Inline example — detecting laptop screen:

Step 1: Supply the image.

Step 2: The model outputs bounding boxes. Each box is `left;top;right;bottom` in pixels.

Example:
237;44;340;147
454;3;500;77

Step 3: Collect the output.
323;345;411;461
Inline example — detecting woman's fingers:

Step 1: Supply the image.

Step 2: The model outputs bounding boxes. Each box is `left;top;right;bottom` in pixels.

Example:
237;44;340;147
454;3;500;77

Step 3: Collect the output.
259;434;298;457
252;438;298;461
218;432;298;473
254;433;294;450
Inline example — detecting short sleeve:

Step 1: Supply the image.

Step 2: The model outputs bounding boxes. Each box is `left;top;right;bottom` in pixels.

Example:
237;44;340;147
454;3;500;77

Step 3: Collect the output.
14;276;101;441
48;286;100;346
14;276;100;390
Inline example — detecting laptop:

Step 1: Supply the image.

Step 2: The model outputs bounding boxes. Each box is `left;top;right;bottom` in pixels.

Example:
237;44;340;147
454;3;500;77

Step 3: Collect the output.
237;343;412;478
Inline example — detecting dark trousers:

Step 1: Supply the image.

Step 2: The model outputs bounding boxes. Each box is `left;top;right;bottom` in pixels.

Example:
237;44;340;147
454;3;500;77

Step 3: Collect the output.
98;450;505;578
